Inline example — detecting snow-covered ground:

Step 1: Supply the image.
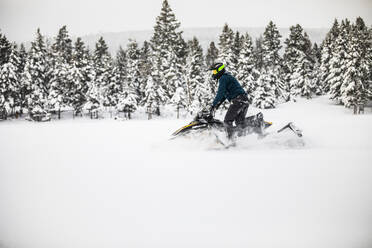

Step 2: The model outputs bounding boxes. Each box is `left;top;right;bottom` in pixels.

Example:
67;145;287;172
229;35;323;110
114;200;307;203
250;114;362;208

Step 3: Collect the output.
1;96;372;248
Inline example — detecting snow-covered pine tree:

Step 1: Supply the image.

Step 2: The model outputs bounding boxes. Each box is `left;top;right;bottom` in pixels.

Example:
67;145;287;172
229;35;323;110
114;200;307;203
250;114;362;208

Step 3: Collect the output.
0;30;12;66
236;32;257;103
262;21;284;100
253;35;264;72
143;71;166;119
143;74;157;120
290;32;316;99
138;41;152;102
329;19;351;103
17;44;28;114
84;37;112;117
312;43;322;64
70;37;93;115
283;24;313;100
23;29;50;117
105;66;122;115
0;45;21;118
253;69;277;109
230;31;242;75
354;17;371;100
184;37;204;111
115;45;127;104
368;26;372;99
190;78;212;116
217;23;236;110
47;59;69;118
217;24;235;71
48;26;73;118
206;42;219;67
187;38;211;115
310;42;323;95
162;50;183;102
170;86;187;118
113;41;140;119
150;0;184;107
283;25;303;100
125;39;142;103
339;18;370;108
52;26;73;63
320;19;340;93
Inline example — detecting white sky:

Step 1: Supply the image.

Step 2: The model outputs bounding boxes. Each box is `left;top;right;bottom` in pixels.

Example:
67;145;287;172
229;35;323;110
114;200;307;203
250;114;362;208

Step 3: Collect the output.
1;0;371;43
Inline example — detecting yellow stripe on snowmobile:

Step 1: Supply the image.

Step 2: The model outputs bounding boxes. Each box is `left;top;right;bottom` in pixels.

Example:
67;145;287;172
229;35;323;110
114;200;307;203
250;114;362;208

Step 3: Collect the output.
174;121;198;134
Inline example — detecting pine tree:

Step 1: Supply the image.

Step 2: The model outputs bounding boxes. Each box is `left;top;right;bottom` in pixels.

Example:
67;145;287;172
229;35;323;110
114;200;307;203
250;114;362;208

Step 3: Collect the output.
48;26;74;118
84;37;113;116
231;31;242;74
186;37;211;115
162;50;182;101
0;45;21;118
368;27;372;99
0;30;12;66
312;43;321;64
206;42;219;67
283;24;314;100
170;86;187;118
329;20;351;103
339;27;366;107
52;26;73;63
48;58;69;118
138;41;152;102
115;45;127;104
253;69;277;109
339;18;370;107
185;37;204;110
70;38;93;115
262;21;284;100
23;29;50;116
253;35;264;72
18;44;28;113
311;42;323;95
262;21;282;68
217;24;235;71
126;39;142;103
143;74;158;119
320;19;340;93
150;0;184;107
116;68;137;119
236;33;257;103
290;32;316;99
143;71;166;119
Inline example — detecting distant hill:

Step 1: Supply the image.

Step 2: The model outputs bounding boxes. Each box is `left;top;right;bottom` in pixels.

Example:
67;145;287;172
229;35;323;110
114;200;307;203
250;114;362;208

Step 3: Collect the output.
79;27;329;55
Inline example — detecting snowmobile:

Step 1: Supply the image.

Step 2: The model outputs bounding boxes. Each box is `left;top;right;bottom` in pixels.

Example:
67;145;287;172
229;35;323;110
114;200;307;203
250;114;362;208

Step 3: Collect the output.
171;109;302;148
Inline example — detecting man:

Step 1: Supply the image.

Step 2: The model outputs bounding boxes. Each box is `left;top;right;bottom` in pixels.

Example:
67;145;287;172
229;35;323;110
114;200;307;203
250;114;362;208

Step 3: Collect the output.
208;62;249;139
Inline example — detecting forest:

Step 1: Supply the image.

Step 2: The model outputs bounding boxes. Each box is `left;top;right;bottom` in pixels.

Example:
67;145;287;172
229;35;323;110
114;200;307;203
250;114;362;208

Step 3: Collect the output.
0;0;371;121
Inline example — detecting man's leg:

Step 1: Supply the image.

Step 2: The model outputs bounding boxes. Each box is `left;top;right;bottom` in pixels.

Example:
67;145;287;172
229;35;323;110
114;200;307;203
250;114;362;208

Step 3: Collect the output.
234;94;249;136
224;95;248;139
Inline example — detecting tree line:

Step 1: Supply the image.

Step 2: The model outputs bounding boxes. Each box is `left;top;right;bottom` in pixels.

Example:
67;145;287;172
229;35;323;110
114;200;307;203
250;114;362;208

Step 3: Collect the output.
1;0;371;120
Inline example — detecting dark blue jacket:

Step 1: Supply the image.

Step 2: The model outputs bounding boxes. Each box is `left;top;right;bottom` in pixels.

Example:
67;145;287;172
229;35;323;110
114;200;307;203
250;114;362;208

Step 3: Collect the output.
212;72;246;108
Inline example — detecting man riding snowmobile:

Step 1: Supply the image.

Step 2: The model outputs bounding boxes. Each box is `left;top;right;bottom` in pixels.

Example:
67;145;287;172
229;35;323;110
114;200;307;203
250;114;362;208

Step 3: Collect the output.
170;63;303;146
208;62;256;140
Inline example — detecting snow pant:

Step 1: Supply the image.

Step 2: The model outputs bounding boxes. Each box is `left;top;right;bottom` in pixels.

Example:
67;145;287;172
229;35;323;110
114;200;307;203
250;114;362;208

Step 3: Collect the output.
224;94;249;139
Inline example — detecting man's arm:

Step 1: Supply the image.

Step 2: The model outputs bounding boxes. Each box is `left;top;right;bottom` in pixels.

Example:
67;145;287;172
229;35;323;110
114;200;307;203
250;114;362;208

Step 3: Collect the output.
212;78;227;108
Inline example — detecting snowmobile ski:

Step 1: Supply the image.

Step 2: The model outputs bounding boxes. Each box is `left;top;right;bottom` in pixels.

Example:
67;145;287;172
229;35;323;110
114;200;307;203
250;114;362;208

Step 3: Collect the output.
277;122;303;137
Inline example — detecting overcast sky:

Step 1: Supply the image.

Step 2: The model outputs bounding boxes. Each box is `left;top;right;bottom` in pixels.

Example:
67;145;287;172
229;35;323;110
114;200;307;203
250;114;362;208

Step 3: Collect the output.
1;0;371;43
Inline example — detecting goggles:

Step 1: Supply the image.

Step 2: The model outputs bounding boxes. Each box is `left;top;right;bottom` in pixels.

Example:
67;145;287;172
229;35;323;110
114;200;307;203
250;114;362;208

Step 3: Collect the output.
212;64;225;75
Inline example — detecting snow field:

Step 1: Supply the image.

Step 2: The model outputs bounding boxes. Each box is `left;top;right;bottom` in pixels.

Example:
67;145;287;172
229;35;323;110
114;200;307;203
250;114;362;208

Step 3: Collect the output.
0;96;372;248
